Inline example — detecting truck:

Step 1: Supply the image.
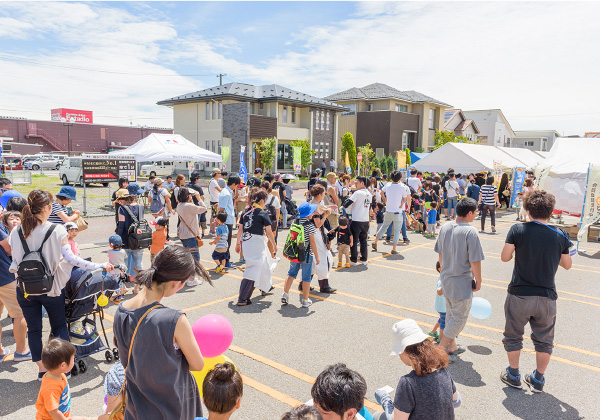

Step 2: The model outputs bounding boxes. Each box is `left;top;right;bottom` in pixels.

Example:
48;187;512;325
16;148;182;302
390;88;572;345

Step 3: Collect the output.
140;161;205;177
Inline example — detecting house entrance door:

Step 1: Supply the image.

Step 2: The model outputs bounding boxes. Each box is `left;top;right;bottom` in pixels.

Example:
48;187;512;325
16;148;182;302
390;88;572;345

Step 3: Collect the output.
253;142;261;172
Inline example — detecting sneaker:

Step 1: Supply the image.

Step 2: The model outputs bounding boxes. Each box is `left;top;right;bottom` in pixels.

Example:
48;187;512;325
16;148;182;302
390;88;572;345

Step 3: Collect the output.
320;286;337;294
281;292;289;305
215;265;223;273
301;298;313;308
350;262;357;266
524;371;545;393
344;263;351;268
186;278;202;287
391;250;399;255
403;238;410;244
361;260;368;266
371;243;377;251
239;258;245;264
225;262;234;268
491;226;497;233
500;367;523;389
337;262;342;268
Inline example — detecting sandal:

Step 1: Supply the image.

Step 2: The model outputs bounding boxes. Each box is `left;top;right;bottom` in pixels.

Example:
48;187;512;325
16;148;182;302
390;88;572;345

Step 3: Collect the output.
491;226;496;233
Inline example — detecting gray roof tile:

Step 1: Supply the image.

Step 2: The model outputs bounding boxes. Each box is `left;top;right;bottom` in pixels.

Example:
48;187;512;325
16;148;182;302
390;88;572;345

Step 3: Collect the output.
324;83;451;107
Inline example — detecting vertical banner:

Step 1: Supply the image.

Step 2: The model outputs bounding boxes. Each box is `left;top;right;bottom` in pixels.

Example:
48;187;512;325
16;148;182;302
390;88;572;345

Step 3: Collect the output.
396;150;406;170
577;164;600;243
221;146;230;170
292;146;301;174
188;162;194;178
510;167;527;207
345;151;351;174
239;145;247;183
0;138;3;173
493;161;502;187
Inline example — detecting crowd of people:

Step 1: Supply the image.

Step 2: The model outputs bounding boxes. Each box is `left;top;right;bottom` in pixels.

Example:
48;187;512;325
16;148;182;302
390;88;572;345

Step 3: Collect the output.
0;163;574;419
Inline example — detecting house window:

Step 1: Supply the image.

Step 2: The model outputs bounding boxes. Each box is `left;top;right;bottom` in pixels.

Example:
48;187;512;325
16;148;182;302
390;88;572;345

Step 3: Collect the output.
277;143;293;170
251;103;255;114
428;109;436;129
314;111;319;130
326;112;330;131
342;104;356;116
367;103;373;111
206;141;210;166
402;132;409;149
212;140;216;166
206;103;210;120
270;103;276;117
259;103;264;110
100;128;106;139
218;103;222;119
395;104;408;112
524;141;534;147
282;106;287;123
218;140;222;156
291;107;296;123
212;102;216;120
320;111;324;130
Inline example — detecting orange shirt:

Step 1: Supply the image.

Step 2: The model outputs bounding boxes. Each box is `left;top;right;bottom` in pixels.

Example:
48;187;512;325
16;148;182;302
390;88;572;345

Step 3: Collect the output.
35;373;71;419
150;229;167;255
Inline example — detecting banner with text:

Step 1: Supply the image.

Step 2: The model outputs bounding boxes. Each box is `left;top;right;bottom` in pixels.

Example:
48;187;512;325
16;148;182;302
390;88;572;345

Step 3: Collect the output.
578;164;600;242
239;146;247;183
221;146;230;170
510;167;527;207
396;150;406;170
292;146;301;173
345;151;351;174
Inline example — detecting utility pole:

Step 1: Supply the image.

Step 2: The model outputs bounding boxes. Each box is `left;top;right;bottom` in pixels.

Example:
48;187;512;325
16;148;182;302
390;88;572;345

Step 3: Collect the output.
217;73;227;86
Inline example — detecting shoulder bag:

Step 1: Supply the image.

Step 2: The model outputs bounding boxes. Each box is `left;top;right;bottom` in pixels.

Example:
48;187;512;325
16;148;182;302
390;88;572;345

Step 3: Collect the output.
74;214;89;232
179;210;204;248
109;305;162;420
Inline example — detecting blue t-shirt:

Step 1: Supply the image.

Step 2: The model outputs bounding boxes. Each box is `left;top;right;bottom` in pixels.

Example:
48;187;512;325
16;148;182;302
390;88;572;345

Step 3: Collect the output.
427;209;438;225
0;228;15;287
215;224;229;249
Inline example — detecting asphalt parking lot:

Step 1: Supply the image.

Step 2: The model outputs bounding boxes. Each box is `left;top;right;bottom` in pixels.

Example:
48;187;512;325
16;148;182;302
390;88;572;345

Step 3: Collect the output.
1;205;599;420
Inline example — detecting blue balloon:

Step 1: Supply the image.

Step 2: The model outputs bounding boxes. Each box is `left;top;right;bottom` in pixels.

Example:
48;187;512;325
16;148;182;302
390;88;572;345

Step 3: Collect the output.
0;190;23;209
470;297;492;319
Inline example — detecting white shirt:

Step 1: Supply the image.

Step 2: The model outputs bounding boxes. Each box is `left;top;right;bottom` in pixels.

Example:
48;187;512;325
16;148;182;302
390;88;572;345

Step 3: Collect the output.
382;182;408;213
209;178;221;202
144;180;153;192
407;176;422;192
447;180;460;198
267;194;281;209
348;189;372;222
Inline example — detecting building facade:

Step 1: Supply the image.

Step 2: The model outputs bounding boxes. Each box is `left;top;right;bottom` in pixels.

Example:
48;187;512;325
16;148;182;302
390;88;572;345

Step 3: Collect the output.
462;109;515;147
0;116;171;154
324;83;451;156
157;83;346;174
443;109;480;142
513;130;561;151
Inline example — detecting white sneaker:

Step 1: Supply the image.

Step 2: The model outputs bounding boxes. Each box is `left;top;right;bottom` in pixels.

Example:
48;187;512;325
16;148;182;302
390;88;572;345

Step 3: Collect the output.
186;278;202;287
350;262;357;266
281;292;289;305
361;261;368;266
301;298;313;308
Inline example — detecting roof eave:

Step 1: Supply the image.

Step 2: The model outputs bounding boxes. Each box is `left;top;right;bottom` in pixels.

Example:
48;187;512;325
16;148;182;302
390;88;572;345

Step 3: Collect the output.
157;94;346;111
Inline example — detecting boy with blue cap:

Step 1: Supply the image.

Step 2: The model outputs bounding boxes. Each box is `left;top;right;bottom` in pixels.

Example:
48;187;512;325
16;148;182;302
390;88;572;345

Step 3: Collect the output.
281;202;320;308
48;186;79;225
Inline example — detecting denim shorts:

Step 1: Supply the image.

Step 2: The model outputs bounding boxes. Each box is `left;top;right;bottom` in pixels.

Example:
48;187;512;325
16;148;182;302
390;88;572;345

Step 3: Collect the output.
438;312;446;330
287;255;314;283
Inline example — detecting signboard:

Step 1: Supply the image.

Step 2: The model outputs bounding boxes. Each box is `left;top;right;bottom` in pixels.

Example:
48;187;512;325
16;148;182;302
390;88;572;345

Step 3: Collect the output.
584;132;600;138
578;164;600;243
51;108;93;124
396;150;406;169
81;154;135;183
292;146;301;174
221;146;230;170
357;152;363;163
239;146;247;183
510;167;527;207
493;160;503;187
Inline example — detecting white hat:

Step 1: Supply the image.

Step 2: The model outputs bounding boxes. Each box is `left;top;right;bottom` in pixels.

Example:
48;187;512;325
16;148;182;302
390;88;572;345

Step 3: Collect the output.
64;222;78;231
390;319;430;356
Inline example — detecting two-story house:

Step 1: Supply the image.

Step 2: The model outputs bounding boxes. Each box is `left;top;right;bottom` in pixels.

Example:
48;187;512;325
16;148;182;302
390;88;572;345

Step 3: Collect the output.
443;109;480;143
462;109;515;147
513;130;561;151
324;83;451;157
157;83;346;173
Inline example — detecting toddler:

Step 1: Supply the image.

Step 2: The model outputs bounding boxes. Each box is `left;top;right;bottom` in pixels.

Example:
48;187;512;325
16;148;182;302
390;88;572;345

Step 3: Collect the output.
64;222;80;256
514;192;527;221
426;202;438;237
329;216;352;268
411;210;426;233
107;235;128;302
199;362;243;420
429;261;446;343
2;210;21;233
374;319;460;420
149;217;168;264
375;203;384;233
210;212;230;273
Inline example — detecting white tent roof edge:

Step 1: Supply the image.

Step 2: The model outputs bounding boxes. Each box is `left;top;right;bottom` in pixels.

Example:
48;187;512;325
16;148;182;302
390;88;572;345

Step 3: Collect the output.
109;133;222;162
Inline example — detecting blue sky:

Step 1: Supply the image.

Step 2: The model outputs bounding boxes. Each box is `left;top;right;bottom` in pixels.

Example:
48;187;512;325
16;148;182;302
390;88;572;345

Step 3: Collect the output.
1;1;599;135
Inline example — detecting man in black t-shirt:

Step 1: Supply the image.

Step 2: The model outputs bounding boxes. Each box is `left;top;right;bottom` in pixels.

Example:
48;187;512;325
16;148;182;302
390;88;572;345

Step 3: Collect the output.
246;168;262;188
499;190;572;393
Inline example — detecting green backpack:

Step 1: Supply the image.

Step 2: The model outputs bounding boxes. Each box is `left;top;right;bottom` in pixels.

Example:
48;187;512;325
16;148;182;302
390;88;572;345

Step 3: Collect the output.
283;222;307;263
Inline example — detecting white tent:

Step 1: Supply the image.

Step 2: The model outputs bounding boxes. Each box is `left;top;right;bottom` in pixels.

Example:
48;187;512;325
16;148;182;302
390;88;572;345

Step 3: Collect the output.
412;143;528;174
495;146;546;168
536;137;600;215
109;133;222;162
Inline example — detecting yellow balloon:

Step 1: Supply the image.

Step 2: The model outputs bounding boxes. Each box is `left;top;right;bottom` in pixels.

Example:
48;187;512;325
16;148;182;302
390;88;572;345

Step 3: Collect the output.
191;355;235;398
97;295;108;307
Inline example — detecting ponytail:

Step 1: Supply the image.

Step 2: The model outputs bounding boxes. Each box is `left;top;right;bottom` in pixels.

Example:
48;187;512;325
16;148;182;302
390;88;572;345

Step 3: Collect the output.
22;190;53;238
253;190;268;205
132;245;211;289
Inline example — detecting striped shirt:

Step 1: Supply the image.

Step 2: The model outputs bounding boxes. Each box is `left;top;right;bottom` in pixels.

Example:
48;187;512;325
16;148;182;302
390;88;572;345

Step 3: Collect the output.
299;217;317;256
480;185;497;205
48;201;67;224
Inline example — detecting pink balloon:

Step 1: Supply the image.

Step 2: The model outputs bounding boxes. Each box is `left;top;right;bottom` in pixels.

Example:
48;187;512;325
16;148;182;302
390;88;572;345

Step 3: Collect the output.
192;314;234;358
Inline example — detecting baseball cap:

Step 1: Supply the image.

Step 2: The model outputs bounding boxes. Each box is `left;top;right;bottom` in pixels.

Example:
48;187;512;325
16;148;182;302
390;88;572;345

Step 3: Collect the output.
153;177;164;186
315;168;321;174
326;172;337;179
108;235;123;247
56;186;77;201
254;168;262;174
150;217;168;226
390;319;430;356
211;168;221;175
64;222;78;231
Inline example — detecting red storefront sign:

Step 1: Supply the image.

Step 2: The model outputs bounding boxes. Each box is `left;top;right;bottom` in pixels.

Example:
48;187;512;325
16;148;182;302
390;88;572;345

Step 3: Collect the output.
51;108;93;124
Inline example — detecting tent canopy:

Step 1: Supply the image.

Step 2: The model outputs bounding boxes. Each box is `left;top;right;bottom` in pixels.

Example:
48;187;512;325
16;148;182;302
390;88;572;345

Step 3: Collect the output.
109;133;222;162
410;152;429;163
412;143;529;174
495;146;546;168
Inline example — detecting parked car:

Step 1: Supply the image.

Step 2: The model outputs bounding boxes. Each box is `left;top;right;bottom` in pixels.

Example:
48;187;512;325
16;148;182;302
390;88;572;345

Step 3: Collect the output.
1;154;23;171
140;161;190;177
25;157;62;170
59;157;109;187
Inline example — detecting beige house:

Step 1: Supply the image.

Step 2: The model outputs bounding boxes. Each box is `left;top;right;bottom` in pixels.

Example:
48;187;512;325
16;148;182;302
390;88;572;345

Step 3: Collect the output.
157;83;346;174
443;109;480;142
324;83;451;157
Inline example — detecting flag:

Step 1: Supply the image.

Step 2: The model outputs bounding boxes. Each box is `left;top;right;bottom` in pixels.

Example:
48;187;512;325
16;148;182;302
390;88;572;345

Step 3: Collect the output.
510;167;526;207
397;150;406;169
221;146;230;170
493;161;502;188
239;145;247;183
345;151;351;174
578;164;600;243
292;146;301;173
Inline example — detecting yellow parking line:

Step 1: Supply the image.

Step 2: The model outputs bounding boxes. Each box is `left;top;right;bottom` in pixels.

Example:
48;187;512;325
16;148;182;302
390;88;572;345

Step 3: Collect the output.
241;374;303;408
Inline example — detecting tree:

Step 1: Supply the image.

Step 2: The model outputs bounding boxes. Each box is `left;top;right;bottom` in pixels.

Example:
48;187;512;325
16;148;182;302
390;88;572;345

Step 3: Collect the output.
433;130;472;150
357;143;375;176
414;147;424;153
405;148;411;165
290;138;316;174
341;132;357;172
258;137;277;172
371;156;380;174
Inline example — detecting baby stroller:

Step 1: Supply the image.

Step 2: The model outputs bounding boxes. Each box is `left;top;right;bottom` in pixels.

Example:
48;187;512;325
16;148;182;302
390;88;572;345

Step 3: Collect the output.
64;265;123;376
284;198;299;220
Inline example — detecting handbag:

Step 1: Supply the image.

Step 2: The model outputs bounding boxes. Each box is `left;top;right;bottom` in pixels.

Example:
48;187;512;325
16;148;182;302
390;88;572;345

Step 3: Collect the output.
109;305;161;420
179;213;204;247
74;215;88;232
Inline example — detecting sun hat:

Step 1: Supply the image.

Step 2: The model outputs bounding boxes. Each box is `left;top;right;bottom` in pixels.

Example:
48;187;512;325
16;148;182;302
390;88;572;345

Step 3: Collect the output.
56;186;77;201
297;202;318;218
153;177;164;186
108;235;122;247
211;168;221;175
64;222;78;231
115;188;131;199
390;319;430;356
0;190;23;209
327;172;337;179
126;183;144;196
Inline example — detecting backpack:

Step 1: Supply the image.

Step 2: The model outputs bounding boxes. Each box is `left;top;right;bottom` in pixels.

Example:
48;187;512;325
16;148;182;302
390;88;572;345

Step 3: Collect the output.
265;195;277;225
170;186;179;210
283;221;307;263
123;206;152;250
149;188;165;214
16;225;56;295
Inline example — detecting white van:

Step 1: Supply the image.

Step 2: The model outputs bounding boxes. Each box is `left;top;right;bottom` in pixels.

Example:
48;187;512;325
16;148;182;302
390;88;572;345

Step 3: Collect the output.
140;161;190;177
59;157;108;186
